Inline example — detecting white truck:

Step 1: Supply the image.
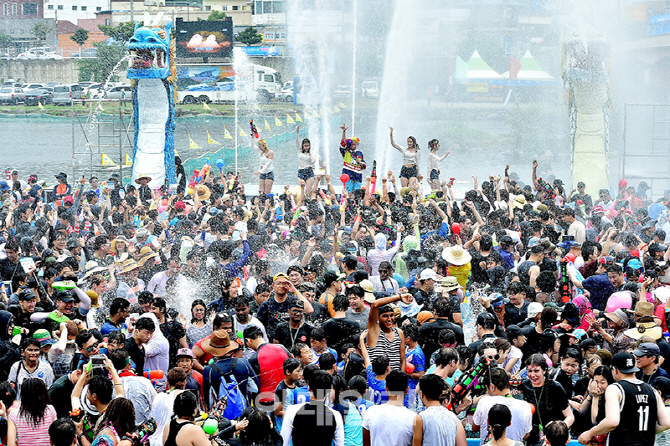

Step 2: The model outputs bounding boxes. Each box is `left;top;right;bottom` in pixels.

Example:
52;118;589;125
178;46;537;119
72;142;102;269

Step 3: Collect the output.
176;63;281;104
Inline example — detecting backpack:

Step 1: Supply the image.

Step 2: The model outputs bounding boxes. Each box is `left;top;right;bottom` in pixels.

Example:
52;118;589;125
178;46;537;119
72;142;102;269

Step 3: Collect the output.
209;359;247;420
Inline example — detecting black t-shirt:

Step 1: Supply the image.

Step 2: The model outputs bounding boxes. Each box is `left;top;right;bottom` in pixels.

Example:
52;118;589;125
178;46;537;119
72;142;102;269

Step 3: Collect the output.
504;300;529;328
305;301;329;325
257;295;298;341
124;337;145;375
469;249;490;284
274;321;313;351
0;258;21;292
48;374;75;418
160;319;186;368
419;319;465;359
539;257;558;274
321;317;361;355
521;379;569;444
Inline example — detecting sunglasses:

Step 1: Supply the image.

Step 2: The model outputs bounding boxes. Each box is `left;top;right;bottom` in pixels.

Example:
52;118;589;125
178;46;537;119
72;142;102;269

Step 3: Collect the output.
85;342;99;352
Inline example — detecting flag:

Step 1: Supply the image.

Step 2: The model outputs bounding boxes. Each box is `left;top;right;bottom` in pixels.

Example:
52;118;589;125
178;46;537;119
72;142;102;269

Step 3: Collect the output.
286;113;295;124
275;116;282;126
254;104;262;111
339;102;346;109
203;102;211;110
37;102;44;110
101;153;117;166
224;127;233;139
175;149;180;156
264;119;271;131
124;153;133;166
334;106;340;113
207;131;220;145
304;111;311;120
96;103;104;112
189;135;201;149
239;127;248;137
295;113;302;122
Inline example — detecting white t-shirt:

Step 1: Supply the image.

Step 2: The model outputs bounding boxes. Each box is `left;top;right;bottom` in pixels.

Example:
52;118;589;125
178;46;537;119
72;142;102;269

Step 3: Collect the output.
472;395;533;445
362;403;416;446
505;345;523;375
568;220;586;244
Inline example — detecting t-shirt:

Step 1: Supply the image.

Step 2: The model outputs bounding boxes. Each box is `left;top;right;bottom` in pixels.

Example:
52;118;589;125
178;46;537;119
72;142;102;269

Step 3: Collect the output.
8;404;57;446
405;345;425;391
100;319;128;336
505;345;523;375
8;360;54;397
274;321;313;350
473;395;533;445
257;295;298;341
362;403;415;446
124;337;146;375
581;273;615;311
521;380;569;444
48;373;75;418
248;343;290;403
321;317;361;354
345;307;370;329
366;364;387;404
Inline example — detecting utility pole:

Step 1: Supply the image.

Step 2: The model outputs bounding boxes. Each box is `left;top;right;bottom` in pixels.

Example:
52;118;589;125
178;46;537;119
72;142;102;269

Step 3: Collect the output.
130;0;134;24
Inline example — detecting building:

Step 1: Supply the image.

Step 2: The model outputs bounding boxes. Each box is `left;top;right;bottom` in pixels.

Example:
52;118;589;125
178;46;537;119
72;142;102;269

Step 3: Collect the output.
43;0;110;22
0;0;43;17
251;0;285;47
106;0;251;26
0;18;56;54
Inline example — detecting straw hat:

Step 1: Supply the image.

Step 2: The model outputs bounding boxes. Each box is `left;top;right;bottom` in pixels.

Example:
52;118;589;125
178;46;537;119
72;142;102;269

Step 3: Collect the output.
511;194;526;209
111;236;128;254
359;279;376;303
441;276;461;292
195;184;211;201
137;246;158;266
120;259;140;274
624;322;663;341
627;301;655;319
201;330;240;357
135;174;152;184
82;260;107;280
442;245;472;266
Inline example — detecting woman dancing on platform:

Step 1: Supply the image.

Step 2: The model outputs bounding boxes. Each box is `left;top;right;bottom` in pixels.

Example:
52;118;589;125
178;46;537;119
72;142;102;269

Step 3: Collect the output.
251;134;274;197
390;127;420;188
295;125;317;197
427;139;450;191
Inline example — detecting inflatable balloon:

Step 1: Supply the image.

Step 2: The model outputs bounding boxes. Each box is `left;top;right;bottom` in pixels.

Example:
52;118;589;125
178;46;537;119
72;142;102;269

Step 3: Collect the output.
215;158;225;171
564;253;576;263
606;291;633;313
451;223;462;235
340;174;350;184
406;362;415;373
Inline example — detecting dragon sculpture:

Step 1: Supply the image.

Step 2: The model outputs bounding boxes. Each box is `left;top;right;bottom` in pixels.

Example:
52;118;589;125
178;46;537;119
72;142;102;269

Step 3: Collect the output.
127;13;177;187
563;29;612;196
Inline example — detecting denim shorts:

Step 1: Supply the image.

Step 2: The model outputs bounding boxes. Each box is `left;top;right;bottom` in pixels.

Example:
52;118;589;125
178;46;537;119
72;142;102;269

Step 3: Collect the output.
297;168;315;181
345;180;362;192
430;169;440;180
259;171;274;181
400;165;418;179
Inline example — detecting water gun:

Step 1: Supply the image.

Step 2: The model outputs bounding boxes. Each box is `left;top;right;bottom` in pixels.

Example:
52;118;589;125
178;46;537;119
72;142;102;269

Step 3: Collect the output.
449;356;491;411
319;190;331;206
195;400;227;435
369;160;377;197
537;177;555;198
187;169;200;196
291;207;303;226
144;369;164;387
117;419;157;446
227;173;239;192
576;199;586;216
52;280;76;291
69;408;84;423
250;120;259;138
559;258;571;303
195;159;211;184
565;260;585;296
423;193;437;201
449;177;455;187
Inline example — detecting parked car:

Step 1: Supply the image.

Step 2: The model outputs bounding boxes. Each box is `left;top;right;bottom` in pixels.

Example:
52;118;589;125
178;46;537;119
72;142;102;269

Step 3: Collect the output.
15;47;63;60
361;81;379;98
1;79;16;87
0;87;26;105
70;48;97;59
52;83;83;105
278;86;293;102
334;85;353;98
104;84;132;100
83;83;103;98
23;83;45;90
0;54;12;60
24;88;53;106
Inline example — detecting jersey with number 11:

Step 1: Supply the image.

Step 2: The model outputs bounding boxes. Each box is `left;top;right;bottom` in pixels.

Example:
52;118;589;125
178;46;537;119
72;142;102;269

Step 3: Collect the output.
609;379;658;446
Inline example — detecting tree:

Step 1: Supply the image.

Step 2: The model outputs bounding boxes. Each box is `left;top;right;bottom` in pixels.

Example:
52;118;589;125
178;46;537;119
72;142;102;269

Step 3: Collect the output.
0;31;12;49
236;26;263;46
77;41;126;82
70;28;89;57
98;22;136;42
32;22;52;46
207;10;227;21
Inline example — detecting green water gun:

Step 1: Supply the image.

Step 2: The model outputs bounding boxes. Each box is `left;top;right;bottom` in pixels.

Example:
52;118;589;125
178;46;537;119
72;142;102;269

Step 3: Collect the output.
52;280;76;291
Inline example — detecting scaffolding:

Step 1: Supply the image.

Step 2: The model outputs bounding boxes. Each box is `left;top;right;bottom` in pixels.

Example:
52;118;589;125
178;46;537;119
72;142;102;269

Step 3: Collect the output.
70;100;135;183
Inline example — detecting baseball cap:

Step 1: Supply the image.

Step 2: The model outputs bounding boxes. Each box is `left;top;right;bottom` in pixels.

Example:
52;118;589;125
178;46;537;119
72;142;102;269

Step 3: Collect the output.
176;348;193;358
419;268;437;281
654;287;670;304
17;290;36;301
64;196;74;205
528;302;543;318
33;329;57;347
612;352;639;373
55;290;75;302
633;342;661;358
174;201;186;211
506;324;532;340
618;179;628;189
289;300;305;310
599;256;614;266
476;312;496;326
273;272;289;282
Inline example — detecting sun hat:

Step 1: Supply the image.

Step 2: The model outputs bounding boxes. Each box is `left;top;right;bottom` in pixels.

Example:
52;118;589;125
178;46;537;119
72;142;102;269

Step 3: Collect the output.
135;174;152;184
137;246;159;266
624;321;663;341
82;260;107;280
120;259;140;274
442;245;472;266
358;279;376;303
201;330;240;357
441;276;461;292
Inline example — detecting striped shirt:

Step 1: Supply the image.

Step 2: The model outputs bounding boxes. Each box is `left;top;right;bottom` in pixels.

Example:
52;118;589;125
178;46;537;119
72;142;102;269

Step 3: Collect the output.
368;327;402;371
8;404;57;446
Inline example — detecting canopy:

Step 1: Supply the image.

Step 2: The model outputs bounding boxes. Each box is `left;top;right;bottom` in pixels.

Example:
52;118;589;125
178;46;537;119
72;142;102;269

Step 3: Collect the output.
466;50;503;79
516;50;553;80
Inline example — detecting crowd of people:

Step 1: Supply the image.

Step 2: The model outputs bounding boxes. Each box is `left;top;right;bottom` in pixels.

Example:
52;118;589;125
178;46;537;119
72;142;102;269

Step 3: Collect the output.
1;130;670;446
